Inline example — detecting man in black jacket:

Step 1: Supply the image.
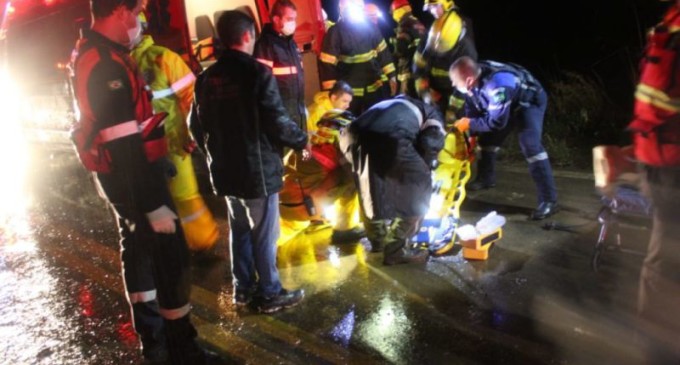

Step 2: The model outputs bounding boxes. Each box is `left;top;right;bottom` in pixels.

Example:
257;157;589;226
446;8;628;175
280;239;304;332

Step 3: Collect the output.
190;11;309;314
254;0;306;133
342;96;445;265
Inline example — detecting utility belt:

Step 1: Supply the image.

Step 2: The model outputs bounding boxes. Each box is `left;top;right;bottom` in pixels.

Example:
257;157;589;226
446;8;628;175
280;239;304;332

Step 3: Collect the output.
71;112;168;173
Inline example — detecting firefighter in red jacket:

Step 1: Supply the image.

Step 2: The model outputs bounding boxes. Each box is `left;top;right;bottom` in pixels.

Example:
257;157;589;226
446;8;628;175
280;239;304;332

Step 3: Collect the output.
631;1;680;360
69;0;211;363
254;0;306;133
320;0;397;115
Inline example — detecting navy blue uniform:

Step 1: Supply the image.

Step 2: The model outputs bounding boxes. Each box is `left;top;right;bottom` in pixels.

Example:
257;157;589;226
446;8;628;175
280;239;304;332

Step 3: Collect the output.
463;61;557;205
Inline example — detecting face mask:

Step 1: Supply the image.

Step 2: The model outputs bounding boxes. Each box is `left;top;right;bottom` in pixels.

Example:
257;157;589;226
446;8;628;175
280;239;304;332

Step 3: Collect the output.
126;17;142;48
282;21;296;36
455;85;468;94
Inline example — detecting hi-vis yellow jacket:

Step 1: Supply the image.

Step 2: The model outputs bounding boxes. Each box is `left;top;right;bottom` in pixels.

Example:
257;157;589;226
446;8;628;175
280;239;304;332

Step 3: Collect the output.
131;35;196;157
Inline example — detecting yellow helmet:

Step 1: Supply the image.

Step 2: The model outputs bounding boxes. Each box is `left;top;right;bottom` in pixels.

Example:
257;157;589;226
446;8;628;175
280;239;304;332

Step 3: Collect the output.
423;0;455;13
426;10;463;54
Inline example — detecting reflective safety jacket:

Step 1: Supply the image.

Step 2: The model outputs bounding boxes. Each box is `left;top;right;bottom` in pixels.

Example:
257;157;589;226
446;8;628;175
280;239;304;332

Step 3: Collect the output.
391;12;426;94
629;5;680;167
254;24;306;130
131;35;195;157
463;61;544;133
306;91;334;134
70;29;168;213
319;18;396;97
413;10;477;101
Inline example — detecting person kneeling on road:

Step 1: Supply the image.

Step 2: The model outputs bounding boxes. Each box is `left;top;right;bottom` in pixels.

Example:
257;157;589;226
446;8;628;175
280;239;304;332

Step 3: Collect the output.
449;56;559;220
190;11;309;314
341;95;445;265
279;110;364;245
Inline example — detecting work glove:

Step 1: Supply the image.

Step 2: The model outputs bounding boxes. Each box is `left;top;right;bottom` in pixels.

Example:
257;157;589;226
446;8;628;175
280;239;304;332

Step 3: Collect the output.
453;118;470;133
146;205;178;234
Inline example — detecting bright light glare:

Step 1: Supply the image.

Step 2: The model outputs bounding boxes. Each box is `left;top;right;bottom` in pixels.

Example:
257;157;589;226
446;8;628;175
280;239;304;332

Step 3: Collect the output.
323;205;337;226
345;2;366;22
425;192;445;219
0;71;30;216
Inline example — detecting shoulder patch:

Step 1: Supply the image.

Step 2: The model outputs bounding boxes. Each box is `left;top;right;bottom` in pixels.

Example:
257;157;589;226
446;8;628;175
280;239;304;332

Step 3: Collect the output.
491;88;506;104
108;79;124;90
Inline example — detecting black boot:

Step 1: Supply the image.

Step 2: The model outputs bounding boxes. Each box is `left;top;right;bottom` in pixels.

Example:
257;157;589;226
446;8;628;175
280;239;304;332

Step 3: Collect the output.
164;315;222;365
364;219;388;252
132;301;167;364
382;217;429;265
468;150;497;191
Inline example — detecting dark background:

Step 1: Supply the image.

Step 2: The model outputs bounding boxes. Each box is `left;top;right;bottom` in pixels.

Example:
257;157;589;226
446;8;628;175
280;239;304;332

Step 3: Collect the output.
322;0;669;112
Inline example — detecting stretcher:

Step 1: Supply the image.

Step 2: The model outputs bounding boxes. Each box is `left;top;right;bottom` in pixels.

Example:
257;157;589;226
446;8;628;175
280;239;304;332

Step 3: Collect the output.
413;129;474;255
591;146;651;272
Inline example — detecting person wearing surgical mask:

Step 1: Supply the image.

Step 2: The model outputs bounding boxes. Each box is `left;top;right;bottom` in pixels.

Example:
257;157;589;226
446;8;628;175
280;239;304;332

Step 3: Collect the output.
254;0;307;145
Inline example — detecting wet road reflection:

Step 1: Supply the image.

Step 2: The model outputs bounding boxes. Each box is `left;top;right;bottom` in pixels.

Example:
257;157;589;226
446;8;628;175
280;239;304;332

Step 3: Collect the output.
0;141;654;364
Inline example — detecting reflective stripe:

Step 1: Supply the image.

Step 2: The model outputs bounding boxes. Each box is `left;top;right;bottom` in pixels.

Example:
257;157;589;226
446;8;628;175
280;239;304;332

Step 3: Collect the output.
376;40;388;53
393;98;423;127
181;207;206;224
366;79;383;93
527;151;548;163
322;80;337;90
397;72;411;81
128;290;157;303
414;51;427;68
99;121;139;142
339;50;377;63
481;146;501;153
635;83;680;112
159;303;191;320
382;63;396;75
319;52;338;65
489;101;511;111
431;67;449;77
272;66;298;76
352;88;365;97
152;72;196;100
422;118;445;135
256;58;274;68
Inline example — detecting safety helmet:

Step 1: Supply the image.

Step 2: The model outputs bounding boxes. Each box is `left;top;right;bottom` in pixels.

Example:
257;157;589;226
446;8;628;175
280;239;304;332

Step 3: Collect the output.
390;0;412;22
426;10;463;54
423;0;455;13
317;109;355;130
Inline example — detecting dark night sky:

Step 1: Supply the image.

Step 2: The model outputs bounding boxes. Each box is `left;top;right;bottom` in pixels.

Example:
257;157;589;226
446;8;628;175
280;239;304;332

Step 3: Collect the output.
322;0;669;108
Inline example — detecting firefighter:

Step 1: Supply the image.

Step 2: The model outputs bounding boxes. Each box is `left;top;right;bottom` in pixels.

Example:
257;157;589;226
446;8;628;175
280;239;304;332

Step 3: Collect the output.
254;0;306;134
631;1;680;360
130;16;219;252
413;0;477;120
69;0;212;363
450;57;559;220
190;11;308;314
342;96;445;265
389;0;425;96
279;110;364;245
319;0;397;115
307;80;354;134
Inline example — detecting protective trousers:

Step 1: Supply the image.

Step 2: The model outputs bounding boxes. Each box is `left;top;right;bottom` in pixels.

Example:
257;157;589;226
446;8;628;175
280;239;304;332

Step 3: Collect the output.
638;166;680;363
477;89;557;204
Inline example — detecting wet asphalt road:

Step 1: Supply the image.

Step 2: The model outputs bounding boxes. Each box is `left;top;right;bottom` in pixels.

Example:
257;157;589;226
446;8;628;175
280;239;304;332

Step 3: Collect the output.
0;146;655;365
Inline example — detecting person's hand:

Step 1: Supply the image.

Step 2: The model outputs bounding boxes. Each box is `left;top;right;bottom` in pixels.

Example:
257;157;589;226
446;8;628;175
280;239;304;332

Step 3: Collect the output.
301;143;312;161
389;77;397;96
453;117;470;133
146;205;178;234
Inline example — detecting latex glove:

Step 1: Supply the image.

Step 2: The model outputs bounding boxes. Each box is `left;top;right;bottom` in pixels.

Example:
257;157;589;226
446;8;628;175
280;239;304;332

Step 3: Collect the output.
146;205;178;234
453;117;470;133
301;143;312;161
389;78;397;96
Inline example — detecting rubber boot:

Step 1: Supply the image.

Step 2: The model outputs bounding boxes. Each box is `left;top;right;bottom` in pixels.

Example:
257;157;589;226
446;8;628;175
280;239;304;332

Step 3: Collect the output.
469;150;497;191
364;219;388;252
164;315;218;365
383;217;429;266
132;300;167;363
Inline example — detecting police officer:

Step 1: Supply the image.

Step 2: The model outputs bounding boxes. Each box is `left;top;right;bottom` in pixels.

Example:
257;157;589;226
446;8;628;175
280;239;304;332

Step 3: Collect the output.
449;56;558;220
342;96;445;265
319;0;397;115
69;0;213;363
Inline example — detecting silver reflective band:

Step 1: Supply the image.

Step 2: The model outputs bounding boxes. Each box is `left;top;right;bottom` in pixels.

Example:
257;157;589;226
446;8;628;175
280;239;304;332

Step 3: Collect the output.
128;289;157;303
99;120;139;142
181;207;206;224
160;303;191;320
421;118;445;135
152;72;197;100
527;151;548;163
393;98;423;127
